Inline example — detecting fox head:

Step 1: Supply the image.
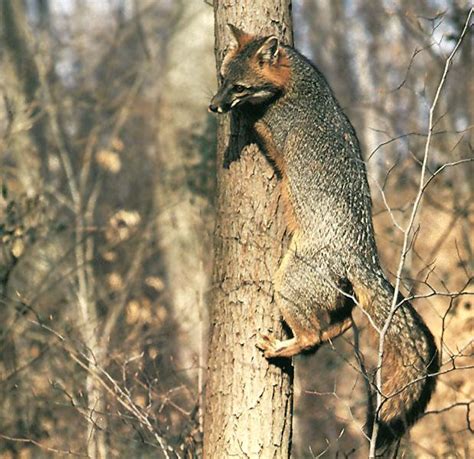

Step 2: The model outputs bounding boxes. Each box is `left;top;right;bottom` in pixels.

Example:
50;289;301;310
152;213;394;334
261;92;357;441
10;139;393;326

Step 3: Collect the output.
209;25;291;114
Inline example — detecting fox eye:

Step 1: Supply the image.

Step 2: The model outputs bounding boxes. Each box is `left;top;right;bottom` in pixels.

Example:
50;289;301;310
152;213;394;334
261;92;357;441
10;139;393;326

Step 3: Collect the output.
233;84;247;93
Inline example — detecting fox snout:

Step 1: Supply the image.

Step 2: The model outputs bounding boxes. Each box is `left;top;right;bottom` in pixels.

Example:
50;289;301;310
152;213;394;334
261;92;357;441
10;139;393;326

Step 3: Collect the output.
208;98;225;114
208;87;233;114
208;102;220;113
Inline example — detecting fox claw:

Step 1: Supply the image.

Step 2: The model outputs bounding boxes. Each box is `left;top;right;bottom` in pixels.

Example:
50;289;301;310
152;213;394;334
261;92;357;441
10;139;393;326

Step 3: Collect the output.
256;333;280;358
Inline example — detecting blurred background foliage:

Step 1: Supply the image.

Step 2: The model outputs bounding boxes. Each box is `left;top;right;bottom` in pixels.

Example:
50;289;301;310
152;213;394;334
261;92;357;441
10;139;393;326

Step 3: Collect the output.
0;0;472;457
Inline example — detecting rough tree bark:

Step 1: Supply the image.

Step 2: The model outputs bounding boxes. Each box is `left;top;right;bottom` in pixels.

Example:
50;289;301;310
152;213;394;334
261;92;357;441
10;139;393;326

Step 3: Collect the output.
203;2;294;457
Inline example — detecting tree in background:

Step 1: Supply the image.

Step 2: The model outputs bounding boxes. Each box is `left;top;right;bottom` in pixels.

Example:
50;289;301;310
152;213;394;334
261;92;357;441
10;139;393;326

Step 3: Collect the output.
154;0;214;375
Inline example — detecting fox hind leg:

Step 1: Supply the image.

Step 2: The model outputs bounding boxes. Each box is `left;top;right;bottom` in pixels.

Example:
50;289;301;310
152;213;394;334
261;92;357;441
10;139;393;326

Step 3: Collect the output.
257;316;320;358
257;248;354;359
257;315;353;358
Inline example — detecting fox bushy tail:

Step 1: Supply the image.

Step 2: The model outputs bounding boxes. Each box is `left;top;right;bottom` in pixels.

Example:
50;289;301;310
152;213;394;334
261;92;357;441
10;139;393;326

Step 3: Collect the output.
353;272;439;450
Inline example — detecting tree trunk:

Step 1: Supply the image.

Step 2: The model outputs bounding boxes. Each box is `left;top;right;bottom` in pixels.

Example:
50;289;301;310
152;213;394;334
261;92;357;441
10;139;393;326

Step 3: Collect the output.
155;0;214;373
203;2;294;457
1;0;50;182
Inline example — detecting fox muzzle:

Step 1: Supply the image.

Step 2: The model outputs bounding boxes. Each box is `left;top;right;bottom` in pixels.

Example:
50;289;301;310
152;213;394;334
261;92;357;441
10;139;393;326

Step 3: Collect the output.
208;86;235;114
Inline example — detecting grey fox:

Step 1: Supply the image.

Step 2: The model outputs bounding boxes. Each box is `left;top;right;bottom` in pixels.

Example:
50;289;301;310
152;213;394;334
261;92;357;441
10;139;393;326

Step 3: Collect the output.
209;25;439;451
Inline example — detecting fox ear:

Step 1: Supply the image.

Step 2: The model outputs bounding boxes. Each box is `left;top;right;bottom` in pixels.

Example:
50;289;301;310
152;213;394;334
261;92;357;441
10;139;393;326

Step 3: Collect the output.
227;24;253;48
257;36;279;64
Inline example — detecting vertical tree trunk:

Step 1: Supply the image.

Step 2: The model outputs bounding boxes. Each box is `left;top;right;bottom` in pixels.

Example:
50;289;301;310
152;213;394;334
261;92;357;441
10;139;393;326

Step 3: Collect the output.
203;2;294;457
155;0;214;372
1;0;49;182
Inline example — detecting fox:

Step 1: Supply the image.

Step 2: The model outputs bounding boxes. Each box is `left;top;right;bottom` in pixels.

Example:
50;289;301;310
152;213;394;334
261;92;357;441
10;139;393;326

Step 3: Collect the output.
209;25;439;453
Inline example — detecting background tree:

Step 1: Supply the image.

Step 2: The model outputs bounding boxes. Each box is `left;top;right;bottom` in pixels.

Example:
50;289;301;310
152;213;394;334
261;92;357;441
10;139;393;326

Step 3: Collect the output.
203;1;294;457
154;0;214;373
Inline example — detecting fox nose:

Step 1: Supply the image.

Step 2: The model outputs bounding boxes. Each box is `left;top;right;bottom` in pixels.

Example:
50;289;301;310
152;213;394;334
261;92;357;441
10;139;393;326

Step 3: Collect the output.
208;103;219;113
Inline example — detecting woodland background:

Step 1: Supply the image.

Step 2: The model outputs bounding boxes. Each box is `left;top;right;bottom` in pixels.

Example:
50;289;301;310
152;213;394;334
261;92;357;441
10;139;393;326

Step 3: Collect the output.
0;0;472;458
